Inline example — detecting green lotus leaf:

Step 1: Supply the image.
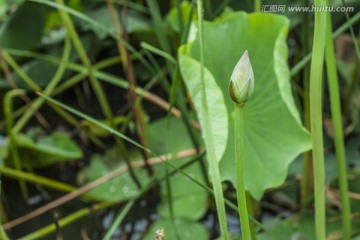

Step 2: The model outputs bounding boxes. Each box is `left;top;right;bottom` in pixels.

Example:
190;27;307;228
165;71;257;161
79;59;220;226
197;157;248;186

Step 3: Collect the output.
179;12;311;199
147;117;208;220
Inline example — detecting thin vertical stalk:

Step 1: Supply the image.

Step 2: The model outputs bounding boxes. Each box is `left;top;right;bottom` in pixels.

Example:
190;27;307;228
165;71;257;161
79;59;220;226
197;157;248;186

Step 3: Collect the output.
325;6;351;239
168;0;210;187
309;0;327;239
235;106;252;240
196;0;229;239
254;0;261;12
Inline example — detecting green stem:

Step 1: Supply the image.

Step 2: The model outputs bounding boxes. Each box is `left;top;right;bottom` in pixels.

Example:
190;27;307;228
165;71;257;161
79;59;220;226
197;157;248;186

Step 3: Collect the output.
254;0;261;12
4;89;28;198
168;0;210;187
309;0;327;239
325;6;351;240
235;106;252;240
196;0;229;238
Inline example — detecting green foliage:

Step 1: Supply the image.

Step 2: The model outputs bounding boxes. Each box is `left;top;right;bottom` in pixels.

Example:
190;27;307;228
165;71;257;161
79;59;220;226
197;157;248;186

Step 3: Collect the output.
179;11;311;199
77;154;150;202
0;0;359;239
78;6;151;39
149;118;208;220
2;130;83;168
146;117;194;154
0;1;46;51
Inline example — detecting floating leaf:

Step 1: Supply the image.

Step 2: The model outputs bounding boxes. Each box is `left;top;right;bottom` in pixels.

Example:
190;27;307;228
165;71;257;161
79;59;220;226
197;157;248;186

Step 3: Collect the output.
8;132;82;168
179;12;311;199
78;154;151;202
147;117;208;220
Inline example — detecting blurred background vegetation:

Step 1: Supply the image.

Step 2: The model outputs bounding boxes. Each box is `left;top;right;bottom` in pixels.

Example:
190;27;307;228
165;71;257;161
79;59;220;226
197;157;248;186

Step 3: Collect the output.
0;0;360;239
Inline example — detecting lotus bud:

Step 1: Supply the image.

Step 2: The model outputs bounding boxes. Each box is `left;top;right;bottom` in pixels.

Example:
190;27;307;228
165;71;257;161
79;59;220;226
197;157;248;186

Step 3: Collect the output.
229;50;254;107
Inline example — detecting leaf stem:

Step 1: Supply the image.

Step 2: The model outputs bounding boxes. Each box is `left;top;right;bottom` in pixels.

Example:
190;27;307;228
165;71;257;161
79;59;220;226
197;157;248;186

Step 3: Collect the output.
309;0;327;239
196;0;229;238
325;5;351;239
235;105;252;240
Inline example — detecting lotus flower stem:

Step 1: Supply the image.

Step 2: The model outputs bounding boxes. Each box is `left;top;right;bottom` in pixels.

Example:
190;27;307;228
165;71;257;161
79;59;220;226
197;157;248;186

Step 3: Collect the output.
229;50;255;240
235;105;252;240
